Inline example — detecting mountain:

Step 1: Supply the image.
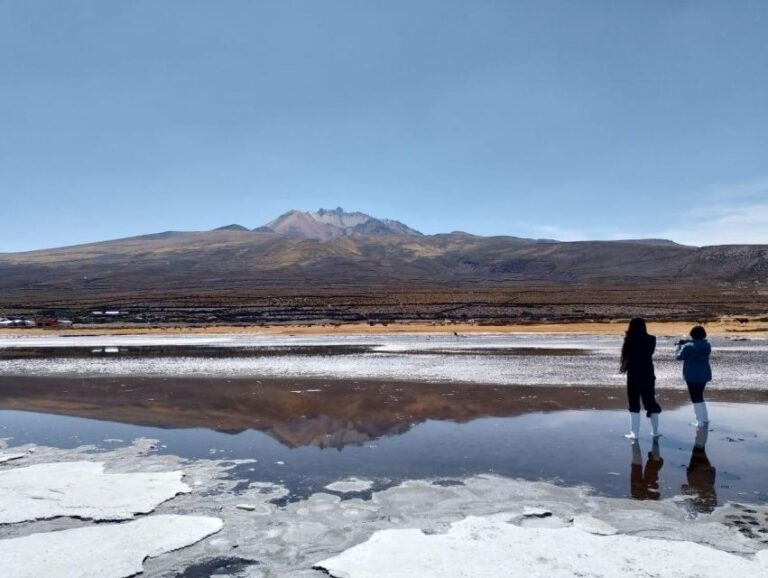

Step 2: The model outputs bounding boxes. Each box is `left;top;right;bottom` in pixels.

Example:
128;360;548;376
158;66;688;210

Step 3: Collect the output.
262;207;422;240
215;224;250;232
1;209;767;321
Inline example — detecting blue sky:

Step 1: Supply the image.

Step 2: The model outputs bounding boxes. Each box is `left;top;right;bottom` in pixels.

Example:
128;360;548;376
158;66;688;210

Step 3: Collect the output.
2;1;767;251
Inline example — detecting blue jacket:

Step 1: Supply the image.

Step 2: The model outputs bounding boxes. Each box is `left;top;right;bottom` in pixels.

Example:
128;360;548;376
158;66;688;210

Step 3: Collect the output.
675;339;712;383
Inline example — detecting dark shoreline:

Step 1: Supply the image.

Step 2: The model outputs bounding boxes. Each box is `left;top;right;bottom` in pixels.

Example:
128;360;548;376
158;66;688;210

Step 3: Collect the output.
0;344;592;361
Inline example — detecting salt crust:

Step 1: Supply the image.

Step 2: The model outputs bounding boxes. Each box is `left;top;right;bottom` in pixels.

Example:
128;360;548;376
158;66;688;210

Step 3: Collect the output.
0;461;188;523
572;514;618;535
2;440;766;577
0;453;25;464
522;506;551;517
0;514;222;578
2;333;765;390
316;513;768;578
325;478;374;493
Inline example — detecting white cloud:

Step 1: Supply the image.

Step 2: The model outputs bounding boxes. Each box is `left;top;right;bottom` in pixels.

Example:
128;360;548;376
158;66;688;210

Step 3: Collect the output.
656;202;768;246
654;178;768;246
520;224;588;241
521;178;768;246
517;224;635;242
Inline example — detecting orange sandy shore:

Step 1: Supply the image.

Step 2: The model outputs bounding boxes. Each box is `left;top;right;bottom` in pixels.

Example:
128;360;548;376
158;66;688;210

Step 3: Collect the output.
2;319;767;338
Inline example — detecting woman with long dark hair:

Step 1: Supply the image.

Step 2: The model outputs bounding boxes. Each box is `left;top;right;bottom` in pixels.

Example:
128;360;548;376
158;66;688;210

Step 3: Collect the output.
620;317;662;439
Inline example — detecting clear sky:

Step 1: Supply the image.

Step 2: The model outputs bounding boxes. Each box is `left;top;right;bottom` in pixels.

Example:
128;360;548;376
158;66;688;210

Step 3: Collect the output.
2;1;767;251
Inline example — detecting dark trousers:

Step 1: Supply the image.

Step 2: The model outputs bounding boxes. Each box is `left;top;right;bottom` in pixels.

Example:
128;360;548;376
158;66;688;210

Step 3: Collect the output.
627;379;662;416
686;381;707;404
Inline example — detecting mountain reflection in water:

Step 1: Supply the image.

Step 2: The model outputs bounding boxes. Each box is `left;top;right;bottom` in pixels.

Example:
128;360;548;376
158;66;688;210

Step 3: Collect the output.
0;378;766;511
0;376;712;449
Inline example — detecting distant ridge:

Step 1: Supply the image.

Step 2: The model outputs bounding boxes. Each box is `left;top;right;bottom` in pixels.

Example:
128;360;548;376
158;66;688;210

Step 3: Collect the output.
202;211;684;247
215;224;250;232
612;238;685;247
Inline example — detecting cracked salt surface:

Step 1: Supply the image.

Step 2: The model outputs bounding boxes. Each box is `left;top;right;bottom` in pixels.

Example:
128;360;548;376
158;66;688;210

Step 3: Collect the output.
0;515;223;578
324;478;375;493
316;514;768;578
0;439;766;577
0;460;189;523
0;452;25;464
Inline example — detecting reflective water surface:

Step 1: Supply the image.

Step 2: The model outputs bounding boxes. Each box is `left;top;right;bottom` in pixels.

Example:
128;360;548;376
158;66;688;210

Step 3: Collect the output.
2;334;766;513
1;375;766;513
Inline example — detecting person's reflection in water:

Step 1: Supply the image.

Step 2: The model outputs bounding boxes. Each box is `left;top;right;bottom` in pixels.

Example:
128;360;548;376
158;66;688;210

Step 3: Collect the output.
682;427;717;514
630;439;663;501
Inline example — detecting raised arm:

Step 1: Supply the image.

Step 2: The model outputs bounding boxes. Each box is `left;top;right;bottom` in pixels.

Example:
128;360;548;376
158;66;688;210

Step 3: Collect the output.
676;342;691;360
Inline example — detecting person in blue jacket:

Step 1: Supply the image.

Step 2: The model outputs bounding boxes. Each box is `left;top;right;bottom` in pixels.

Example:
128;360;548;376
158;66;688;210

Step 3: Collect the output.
675;325;712;427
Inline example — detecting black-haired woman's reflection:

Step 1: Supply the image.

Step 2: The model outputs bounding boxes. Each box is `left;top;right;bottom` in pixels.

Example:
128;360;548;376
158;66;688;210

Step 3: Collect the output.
630;439;663;501
682;427;717;513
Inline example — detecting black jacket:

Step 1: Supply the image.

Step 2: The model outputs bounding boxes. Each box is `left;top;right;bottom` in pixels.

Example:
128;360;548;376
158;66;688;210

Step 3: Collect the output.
622;334;656;383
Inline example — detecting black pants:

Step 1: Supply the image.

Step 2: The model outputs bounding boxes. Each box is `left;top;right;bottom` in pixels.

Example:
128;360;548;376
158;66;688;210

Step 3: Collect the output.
687;381;707;404
627;378;662;416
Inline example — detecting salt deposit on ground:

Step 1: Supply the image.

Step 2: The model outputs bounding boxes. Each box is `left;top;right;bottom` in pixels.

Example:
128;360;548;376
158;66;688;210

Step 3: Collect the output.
315;513;768;578
325;478;374;493
0;438;765;577
0;461;188;523
3;332;765;354
572;514;618;535
0;452;25;464
0;334;234;348
0;515;222;578
2;333;766;389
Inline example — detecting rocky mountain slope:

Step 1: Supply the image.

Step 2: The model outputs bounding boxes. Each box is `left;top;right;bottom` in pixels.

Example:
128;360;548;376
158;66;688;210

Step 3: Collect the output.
262;207;422;240
1;208;767;320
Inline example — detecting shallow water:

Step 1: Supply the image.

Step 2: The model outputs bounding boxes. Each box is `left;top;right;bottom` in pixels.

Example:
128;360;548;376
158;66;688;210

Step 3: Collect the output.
1;333;766;515
2;397;766;513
